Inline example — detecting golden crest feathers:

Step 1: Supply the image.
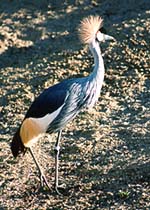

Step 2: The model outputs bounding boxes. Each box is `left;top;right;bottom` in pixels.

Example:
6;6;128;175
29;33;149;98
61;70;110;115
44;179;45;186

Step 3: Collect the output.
78;15;103;44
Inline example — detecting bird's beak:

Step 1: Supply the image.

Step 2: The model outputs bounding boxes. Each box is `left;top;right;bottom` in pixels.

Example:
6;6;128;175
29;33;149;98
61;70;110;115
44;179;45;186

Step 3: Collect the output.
104;34;116;42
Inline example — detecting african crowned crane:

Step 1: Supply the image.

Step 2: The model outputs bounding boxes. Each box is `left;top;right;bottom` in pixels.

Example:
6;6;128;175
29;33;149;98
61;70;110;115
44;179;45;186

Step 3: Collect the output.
11;15;115;194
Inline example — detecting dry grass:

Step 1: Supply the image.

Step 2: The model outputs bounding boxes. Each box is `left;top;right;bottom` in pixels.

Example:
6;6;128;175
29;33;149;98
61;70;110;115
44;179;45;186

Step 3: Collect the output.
0;0;150;209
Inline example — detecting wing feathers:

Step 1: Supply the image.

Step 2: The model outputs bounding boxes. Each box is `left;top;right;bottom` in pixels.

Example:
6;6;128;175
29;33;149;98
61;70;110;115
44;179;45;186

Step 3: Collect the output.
25;84;68;118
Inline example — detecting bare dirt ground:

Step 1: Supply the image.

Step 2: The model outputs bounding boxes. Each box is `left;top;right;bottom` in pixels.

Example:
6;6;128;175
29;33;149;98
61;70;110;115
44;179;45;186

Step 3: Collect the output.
0;0;150;209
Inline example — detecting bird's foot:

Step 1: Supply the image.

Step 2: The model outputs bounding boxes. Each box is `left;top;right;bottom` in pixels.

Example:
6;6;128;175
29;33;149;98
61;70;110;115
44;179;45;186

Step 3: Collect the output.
55;186;63;195
55;183;70;196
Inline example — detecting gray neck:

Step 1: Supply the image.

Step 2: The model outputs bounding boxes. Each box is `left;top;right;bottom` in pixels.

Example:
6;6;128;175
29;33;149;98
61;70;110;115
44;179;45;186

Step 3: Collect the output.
89;40;105;79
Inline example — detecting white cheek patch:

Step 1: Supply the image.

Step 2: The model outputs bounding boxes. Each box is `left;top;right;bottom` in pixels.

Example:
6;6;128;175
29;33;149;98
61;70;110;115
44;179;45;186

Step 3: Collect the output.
96;31;104;42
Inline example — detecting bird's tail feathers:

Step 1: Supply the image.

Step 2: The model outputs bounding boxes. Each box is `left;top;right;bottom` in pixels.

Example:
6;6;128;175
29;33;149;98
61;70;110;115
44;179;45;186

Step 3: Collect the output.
11;127;27;158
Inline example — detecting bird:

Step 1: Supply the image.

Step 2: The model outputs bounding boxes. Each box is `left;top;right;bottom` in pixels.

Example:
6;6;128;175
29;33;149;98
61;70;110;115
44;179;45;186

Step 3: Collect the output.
11;15;115;194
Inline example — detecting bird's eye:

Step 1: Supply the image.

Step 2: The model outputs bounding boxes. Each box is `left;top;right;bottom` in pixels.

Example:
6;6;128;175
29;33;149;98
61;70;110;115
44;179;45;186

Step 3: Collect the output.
100;27;107;34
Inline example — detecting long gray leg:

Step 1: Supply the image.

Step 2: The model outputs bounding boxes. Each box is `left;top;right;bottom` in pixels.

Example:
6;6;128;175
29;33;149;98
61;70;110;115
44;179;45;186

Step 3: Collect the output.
29;147;51;190
54;130;62;194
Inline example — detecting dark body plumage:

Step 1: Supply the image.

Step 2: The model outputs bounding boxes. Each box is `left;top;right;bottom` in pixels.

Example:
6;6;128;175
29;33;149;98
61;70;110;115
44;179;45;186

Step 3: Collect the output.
11;76;96;157
28;77;93;129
